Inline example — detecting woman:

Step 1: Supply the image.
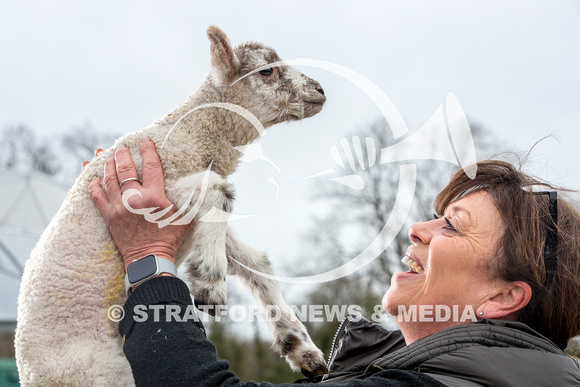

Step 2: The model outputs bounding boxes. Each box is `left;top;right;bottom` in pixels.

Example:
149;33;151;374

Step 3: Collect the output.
88;137;580;386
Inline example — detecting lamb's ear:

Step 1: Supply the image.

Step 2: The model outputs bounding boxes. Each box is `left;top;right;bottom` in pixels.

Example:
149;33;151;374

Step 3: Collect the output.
207;26;240;86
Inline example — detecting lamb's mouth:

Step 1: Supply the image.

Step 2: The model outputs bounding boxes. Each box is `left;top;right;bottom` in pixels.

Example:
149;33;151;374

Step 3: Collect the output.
401;255;424;274
302;100;325;118
304;96;326;105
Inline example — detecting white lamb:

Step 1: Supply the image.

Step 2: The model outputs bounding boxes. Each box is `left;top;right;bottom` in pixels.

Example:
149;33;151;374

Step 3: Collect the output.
15;26;328;385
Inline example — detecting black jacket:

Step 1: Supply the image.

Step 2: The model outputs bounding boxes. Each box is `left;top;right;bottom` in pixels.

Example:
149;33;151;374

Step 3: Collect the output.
321;315;580;386
120;276;580;386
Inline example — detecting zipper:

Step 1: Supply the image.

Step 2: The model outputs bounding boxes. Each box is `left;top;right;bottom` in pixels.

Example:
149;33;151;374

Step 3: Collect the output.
326;314;353;368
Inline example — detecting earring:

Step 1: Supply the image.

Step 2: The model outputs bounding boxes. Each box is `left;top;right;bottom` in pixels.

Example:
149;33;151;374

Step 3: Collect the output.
478;311;484;316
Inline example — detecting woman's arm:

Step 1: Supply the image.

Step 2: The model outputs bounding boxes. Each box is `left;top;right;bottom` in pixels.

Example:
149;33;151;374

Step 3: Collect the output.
120;275;271;386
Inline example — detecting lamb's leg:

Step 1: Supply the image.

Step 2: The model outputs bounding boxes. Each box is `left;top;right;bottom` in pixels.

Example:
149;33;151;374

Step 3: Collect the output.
167;171;234;314
225;230;328;377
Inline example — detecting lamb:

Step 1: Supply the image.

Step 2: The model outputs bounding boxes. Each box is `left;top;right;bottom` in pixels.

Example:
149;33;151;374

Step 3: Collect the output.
15;26;328;385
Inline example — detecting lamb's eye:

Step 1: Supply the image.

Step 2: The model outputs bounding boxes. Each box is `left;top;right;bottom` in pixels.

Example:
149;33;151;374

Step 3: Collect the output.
258;67;274;76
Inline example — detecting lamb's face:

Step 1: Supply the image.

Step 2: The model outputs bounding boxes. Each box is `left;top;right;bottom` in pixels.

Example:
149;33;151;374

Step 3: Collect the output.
206;26;325;131
232;43;326;127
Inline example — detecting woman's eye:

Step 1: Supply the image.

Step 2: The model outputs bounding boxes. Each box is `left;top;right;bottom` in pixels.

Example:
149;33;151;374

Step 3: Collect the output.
443;217;456;231
258;67;274;76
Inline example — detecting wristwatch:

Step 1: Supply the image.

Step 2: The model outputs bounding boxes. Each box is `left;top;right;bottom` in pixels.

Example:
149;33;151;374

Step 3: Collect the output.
124;254;177;295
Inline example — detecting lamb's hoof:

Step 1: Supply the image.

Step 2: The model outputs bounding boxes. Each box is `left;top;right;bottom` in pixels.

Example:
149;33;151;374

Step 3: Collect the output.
277;332;328;377
299;351;328;377
301;364;328;378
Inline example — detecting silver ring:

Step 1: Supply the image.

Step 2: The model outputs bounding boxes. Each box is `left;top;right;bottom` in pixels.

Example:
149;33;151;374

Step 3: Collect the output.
119;177;139;188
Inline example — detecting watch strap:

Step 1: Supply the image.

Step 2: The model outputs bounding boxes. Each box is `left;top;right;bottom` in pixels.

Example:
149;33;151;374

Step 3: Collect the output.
124;255;177;295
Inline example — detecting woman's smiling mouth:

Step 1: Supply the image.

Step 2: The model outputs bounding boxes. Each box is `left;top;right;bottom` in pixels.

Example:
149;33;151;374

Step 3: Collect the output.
401;254;424;273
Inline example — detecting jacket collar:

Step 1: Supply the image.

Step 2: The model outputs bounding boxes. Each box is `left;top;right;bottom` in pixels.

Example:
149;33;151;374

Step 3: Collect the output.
367;318;563;374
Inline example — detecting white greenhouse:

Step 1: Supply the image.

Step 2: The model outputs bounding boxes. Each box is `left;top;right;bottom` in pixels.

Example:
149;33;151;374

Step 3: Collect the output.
0;171;69;332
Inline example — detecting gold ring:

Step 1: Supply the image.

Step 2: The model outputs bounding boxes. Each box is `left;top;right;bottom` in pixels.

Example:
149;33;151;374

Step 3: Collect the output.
119;177;139;188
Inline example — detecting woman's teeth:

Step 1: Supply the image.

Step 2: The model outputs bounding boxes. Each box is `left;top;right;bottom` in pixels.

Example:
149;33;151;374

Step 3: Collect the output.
401;255;424;273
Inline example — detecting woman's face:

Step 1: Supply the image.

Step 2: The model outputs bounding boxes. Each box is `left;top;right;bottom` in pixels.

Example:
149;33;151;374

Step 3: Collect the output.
383;191;504;339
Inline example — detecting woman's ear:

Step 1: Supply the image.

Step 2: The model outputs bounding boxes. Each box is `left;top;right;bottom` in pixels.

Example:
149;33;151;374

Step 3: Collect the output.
479;281;532;320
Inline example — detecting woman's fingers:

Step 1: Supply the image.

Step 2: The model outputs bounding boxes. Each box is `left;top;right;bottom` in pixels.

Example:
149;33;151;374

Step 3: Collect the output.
88;176;109;215
87;137;193;267
140;136;165;192
114;145;141;191
102;151;121;199
90;140;168;215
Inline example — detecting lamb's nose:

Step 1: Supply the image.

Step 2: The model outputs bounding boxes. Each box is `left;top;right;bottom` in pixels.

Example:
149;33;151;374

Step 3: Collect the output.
316;85;325;96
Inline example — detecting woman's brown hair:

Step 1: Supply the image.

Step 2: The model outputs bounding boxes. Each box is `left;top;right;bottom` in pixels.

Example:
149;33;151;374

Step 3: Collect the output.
434;159;580;348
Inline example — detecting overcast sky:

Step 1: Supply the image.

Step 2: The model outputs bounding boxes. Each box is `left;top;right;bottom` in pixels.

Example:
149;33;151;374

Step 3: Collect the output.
1;1;579;280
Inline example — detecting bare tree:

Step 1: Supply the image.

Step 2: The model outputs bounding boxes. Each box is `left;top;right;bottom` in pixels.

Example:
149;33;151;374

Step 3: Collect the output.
0;125;60;176
0;123;121;184
58;122;120;183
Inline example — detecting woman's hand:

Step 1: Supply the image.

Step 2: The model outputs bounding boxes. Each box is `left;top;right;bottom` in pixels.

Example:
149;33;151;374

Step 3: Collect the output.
88;135;192;270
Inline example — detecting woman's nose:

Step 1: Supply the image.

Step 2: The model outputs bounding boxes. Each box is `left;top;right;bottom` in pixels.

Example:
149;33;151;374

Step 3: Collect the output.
408;220;434;245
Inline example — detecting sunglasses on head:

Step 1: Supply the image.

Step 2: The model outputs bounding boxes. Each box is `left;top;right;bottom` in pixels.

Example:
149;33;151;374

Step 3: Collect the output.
533;191;558;291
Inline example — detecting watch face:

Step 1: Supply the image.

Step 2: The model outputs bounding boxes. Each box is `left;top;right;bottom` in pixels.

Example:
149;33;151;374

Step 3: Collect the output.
127;255;158;283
